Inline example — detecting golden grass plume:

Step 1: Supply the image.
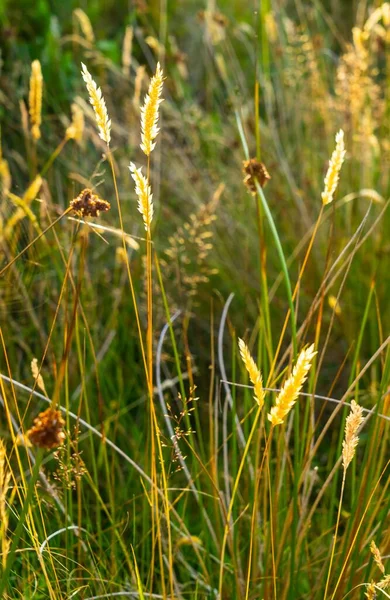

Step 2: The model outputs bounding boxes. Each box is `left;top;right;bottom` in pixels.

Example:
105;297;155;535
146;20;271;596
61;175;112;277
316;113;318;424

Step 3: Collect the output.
129;162;153;232
322;129;346;205
342;399;364;470
140;62;164;156
29;60;43;141
81;62;111;145
370;540;385;574
73;8;95;44
268;344;317;426
238;338;265;409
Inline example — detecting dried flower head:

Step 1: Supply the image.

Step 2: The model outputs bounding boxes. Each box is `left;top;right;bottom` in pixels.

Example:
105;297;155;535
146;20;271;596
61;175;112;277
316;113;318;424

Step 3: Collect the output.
81;62;111;145
140;62;164;156
342;400;364;470
27;408;66;449
370;540;385;574
268;344;317;426
243;159;271;195
70;188;111;218
65;103;85;144
29;60;43;141
238;338;265;409
321;129;346;205
129;162;153;232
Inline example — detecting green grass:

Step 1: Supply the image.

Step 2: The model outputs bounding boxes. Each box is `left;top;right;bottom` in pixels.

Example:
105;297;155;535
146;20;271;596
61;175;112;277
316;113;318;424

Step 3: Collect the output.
0;1;389;598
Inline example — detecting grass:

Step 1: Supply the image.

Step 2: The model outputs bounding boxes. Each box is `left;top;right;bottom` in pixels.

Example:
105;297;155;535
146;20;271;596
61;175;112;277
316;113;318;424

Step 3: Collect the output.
0;1;389;598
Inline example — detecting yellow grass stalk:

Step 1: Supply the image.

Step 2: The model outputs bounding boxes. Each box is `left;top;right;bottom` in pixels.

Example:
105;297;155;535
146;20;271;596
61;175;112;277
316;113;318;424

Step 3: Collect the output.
81;62;111;145
29;60;43;141
268;344;316;426
140;62;164;156
321;129;346;205
0;439;11;567
238;338;265;409
65;103;85;144
129;162;153;232
342;399;364;470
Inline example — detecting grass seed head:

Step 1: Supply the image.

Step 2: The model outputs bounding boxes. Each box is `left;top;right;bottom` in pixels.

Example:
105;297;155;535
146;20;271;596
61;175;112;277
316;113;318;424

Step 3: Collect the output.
342;399;364;470
268;344;317;426
238;338;265;409
66;102;85;144
129;162;153;232
140;62;164;156
322;129;346;205
29;60;43;141
81;62;111;145
370;540;385;574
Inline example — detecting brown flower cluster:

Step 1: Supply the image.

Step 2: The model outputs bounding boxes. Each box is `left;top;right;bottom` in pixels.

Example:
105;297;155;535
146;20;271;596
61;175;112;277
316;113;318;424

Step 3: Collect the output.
70;188;111;218
242;159;271;195
27;408;66;449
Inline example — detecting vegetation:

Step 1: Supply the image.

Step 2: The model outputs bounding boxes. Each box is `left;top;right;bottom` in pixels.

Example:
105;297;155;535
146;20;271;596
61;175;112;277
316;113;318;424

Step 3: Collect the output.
0;1;389;598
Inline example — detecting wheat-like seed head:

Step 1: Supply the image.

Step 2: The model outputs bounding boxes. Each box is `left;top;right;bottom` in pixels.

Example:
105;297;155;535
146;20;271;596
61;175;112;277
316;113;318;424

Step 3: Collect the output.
129;162;153;232
342;400;364;470
81;63;111;145
140;62;164;156
370;540;385;574
321;129;346;205
29;60;43;141
74;8;95;44
122;26;133;76
238;338;265;409
66;103;85;144
268;344;317;426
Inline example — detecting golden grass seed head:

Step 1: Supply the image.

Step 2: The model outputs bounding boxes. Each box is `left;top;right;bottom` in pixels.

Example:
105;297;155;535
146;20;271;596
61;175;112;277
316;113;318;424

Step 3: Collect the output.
129;162;153;232
31;358;47;395
81;62;111;145
140;62;164;156
238;338;265;409
268;344;317;426
73;8;95;44
342;399;364;470
322;129;346;205
29;60;43;141
370;540;385;574
65;102;85;144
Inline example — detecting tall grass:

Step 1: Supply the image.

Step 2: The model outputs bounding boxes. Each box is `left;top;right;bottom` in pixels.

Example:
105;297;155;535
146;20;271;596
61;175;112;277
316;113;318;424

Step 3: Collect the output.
0;2;389;599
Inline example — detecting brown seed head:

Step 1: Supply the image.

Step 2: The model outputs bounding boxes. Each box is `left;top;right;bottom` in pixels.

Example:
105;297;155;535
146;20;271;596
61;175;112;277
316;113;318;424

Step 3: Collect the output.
70;188;111;218
242;159;271;195
27;408;66;449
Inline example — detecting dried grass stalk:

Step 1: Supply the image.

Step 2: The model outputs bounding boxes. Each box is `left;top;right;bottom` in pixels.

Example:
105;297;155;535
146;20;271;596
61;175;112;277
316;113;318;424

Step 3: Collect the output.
29;60;43;141
122;26;133;76
129;162;153;232
342;399;364;470
140;62;164;156
0;439;11;566
268;344;317;426
238;338;265;409
322;129;346;205
81;63;111;145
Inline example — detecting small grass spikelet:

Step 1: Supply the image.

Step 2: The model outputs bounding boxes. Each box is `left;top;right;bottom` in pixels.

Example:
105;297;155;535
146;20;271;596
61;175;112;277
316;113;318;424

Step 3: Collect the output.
321;129;346;205
129;162;153;232
370;540;385;574
140;62;164;156
29;60;43;141
81;62;111;145
238;338;265;409
268;344;317;426
342;399;364;470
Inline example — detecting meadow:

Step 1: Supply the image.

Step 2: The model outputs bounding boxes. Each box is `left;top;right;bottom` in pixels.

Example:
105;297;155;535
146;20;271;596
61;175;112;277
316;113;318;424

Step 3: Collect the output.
0;1;389;598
